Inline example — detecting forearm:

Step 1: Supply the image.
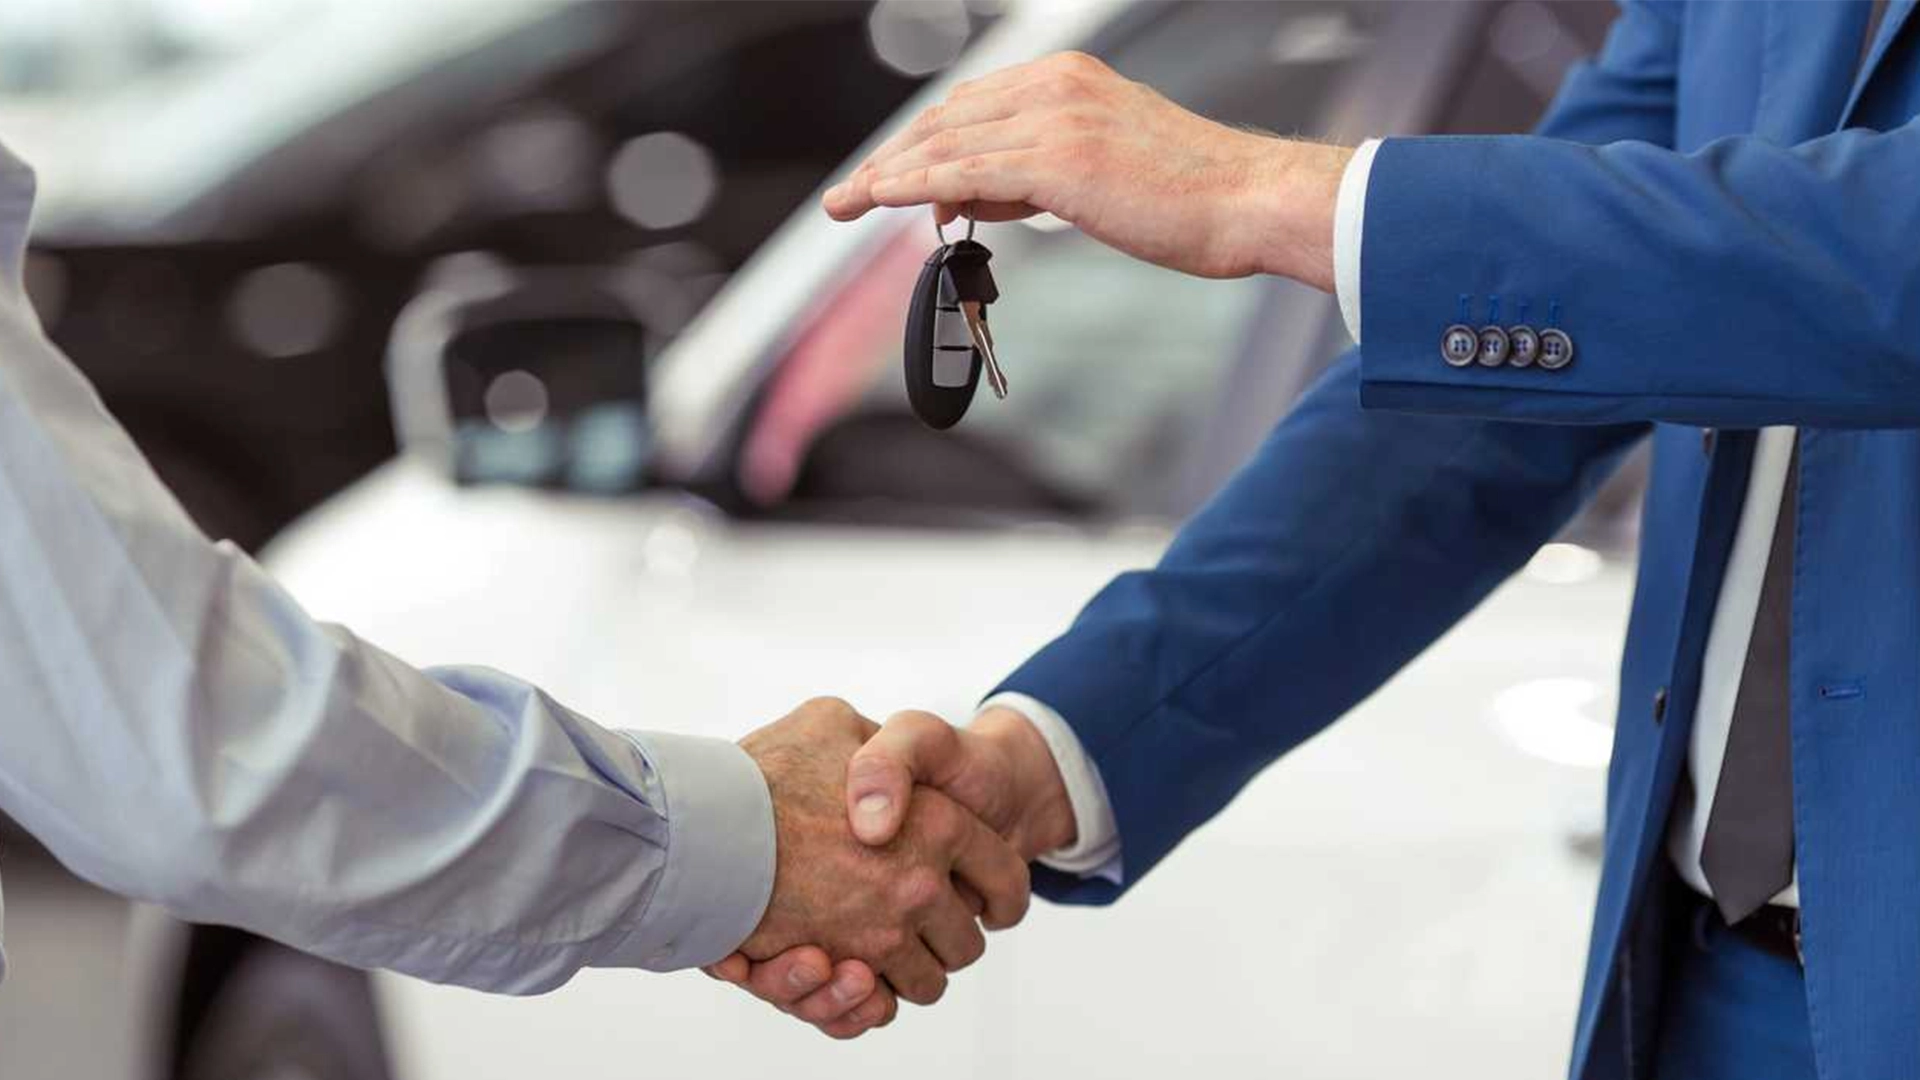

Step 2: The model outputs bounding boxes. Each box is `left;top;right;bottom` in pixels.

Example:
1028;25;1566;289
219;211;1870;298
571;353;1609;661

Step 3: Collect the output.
989;355;1644;897
1357;122;1920;428
0;299;773;993
1238;139;1349;293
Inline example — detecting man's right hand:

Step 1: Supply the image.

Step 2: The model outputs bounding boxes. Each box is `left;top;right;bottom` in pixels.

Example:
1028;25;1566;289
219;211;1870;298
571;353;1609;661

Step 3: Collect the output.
735;697;1032;1007
845;705;1078;860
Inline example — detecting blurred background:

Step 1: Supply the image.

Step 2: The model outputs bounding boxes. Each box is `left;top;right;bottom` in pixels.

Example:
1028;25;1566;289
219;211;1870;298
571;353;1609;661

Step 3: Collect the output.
0;2;1648;1079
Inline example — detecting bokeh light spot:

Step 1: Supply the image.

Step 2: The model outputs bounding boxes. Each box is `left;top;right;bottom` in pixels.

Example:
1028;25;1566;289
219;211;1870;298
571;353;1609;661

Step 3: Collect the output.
605;131;719;231
484;369;550;434
227;261;346;359
866;0;971;77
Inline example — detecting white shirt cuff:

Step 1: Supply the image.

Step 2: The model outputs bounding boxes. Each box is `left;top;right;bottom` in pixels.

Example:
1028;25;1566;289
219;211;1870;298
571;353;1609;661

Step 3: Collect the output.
1333;138;1382;346
597;732;775;971
974;692;1122;885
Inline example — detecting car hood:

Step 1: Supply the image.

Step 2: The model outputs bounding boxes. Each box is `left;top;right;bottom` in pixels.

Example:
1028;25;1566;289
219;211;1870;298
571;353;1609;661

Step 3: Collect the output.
264;456;1172;739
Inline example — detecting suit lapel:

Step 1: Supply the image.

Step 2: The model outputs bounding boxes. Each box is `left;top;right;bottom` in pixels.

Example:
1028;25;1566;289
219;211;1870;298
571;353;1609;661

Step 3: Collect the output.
1841;0;1917;123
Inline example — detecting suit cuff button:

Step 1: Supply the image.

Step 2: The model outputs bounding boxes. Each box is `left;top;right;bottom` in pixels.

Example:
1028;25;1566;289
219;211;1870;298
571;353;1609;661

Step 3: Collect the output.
1538;328;1575;370
1442;324;1478;367
1476;325;1511;367
1506;325;1539;367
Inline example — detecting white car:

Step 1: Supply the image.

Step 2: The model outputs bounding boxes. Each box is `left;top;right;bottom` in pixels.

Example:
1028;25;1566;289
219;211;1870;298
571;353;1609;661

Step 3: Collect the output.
264;2;1637;1078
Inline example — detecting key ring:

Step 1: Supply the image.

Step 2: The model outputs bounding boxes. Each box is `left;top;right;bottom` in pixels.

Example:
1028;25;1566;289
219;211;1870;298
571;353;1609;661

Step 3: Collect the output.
933;203;978;246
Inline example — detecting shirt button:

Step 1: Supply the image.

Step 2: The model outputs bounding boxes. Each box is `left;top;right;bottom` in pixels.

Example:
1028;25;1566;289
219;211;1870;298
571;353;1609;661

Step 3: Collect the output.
1702;428;1716;455
1652;686;1668;724
1442;324;1478;367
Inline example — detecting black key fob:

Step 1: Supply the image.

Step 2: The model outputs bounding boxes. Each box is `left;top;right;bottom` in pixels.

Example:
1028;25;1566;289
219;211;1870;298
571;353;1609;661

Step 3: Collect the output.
942;239;999;305
903;243;981;430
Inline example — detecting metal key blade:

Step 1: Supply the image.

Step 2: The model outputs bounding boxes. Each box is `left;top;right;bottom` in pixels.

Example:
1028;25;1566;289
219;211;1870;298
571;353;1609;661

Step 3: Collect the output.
959;300;1008;399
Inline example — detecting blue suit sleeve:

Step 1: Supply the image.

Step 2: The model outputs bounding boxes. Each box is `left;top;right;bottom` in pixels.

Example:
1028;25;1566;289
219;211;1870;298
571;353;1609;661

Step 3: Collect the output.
1003;1;1679;904
1358;9;1920;427
1005;359;1642;903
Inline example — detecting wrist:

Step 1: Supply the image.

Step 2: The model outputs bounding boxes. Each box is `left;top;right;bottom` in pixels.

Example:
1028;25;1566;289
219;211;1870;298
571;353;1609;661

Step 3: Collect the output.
971;706;1077;860
1241;137;1349;291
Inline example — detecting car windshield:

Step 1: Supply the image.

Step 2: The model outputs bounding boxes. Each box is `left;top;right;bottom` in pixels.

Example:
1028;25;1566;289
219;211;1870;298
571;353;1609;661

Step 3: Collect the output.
738;0;1382;521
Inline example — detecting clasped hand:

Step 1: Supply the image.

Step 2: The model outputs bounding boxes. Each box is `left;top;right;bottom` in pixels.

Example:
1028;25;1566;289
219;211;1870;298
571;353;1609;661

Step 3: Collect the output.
719;698;1074;1039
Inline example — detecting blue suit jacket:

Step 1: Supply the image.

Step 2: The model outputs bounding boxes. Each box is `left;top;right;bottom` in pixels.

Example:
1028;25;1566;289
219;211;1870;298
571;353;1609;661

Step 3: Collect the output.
998;3;1920;1077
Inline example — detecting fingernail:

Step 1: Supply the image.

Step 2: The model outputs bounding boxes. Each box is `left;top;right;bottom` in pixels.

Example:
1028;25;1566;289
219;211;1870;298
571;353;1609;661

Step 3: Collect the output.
825;182;848;202
832;972;864;1003
855;792;891;827
790;965;824;992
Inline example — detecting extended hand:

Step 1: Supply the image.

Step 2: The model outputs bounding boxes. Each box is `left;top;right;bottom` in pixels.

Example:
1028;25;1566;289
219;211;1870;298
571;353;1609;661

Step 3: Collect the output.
845;707;1076;858
823;51;1351;289
713;704;1074;1038
727;698;1031;1020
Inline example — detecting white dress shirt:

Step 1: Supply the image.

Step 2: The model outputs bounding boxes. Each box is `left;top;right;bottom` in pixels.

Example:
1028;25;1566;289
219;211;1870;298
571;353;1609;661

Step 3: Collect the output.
1009;142;1799;910
0;140;777;990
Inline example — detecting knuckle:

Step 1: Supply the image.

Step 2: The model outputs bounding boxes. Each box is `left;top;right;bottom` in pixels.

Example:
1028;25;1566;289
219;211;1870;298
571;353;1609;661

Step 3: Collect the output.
887;709;945;739
799;695;852;719
894;869;945;913
914;103;948;134
926;129;962;160
1040;73;1084;104
865;926;908;958
898;167;932;195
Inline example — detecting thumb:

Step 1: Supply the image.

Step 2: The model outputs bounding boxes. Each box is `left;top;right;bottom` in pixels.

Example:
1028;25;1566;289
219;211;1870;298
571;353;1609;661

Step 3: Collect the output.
846;711;964;846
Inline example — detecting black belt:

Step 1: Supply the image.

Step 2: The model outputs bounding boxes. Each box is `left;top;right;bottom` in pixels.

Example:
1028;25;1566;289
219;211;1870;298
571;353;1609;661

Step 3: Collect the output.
1724;902;1802;966
1683;885;1802;965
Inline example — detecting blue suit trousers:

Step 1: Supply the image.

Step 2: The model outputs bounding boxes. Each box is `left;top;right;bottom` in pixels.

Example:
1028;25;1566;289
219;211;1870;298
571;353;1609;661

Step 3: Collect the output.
1653;895;1817;1080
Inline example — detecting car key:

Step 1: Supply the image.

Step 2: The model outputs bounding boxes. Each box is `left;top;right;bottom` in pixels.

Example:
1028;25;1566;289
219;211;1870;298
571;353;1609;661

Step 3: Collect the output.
941;239;1008;400
904;241;977;429
903;216;1008;430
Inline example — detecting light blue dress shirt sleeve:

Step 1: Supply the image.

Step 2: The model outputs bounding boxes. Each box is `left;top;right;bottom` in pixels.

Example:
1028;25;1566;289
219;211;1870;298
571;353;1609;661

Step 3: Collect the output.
0;142;774;994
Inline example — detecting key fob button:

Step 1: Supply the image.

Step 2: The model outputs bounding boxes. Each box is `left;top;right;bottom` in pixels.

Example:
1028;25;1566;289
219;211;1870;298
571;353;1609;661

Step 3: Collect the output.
903;243;980;429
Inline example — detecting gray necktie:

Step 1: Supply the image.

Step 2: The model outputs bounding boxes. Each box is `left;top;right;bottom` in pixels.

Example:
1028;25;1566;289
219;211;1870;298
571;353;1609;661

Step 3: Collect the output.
1699;446;1799;924
1697;0;1891;926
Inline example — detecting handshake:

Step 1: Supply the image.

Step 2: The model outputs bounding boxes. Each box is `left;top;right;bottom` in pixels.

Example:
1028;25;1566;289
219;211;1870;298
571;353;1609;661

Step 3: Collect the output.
714;696;1077;1039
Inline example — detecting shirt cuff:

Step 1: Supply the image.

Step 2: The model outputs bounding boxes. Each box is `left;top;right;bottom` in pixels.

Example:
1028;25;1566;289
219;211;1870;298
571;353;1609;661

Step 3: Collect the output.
594;732;775;973
1333;138;1382;346
974;692;1122;885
